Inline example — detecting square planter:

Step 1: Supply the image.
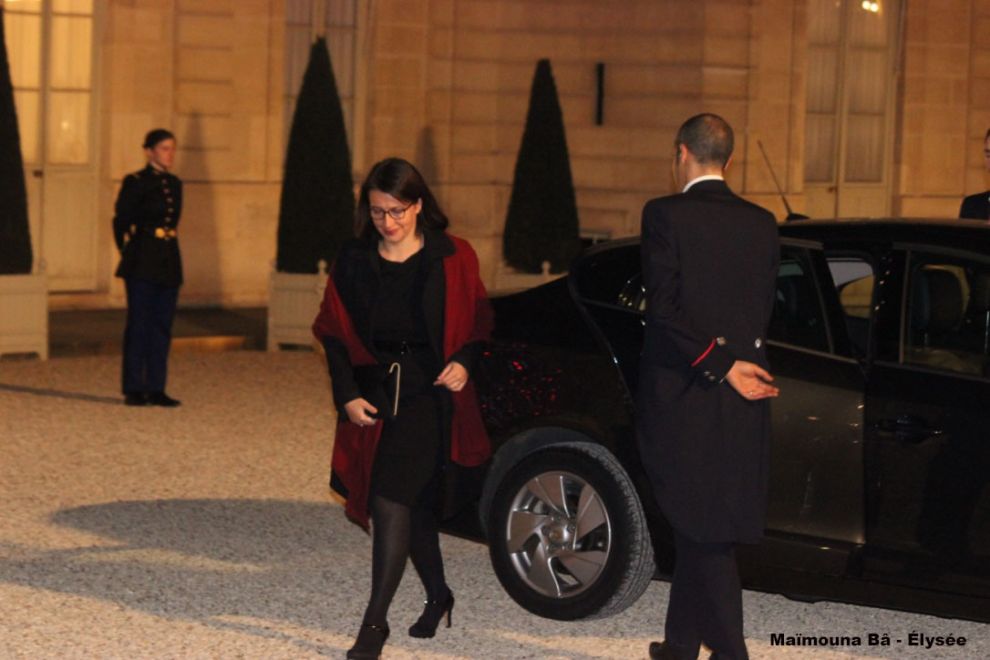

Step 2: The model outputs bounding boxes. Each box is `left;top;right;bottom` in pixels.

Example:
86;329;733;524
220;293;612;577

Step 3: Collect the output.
267;266;327;351
0;272;48;359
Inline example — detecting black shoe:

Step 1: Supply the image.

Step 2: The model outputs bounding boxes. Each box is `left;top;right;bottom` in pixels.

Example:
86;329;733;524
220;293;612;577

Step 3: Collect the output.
650;641;673;660
649;640;689;660
147;392;181;407
346;622;389;659
124;393;148;406
408;590;454;638
650;640;714;660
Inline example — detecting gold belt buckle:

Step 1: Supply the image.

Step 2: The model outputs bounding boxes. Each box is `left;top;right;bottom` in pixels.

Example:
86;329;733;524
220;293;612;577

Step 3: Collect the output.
154;227;177;240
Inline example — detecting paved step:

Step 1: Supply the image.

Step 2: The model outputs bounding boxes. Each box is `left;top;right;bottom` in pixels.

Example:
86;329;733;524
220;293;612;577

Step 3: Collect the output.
48;307;267;357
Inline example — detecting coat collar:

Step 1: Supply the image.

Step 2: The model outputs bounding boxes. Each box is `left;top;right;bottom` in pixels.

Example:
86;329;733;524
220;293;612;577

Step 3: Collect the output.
352;227;454;265
682;174;724;192
684;178;732;196
142;164;170;178
422;227;455;260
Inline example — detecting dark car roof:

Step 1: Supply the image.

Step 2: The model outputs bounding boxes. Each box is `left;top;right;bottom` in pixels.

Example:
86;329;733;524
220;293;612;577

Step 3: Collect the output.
777;217;990;252
581;218;990;261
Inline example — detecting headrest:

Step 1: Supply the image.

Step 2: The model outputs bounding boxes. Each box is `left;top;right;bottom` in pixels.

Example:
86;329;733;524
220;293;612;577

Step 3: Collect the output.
911;267;964;335
969;272;990;313
777;274;818;318
775;276;799;317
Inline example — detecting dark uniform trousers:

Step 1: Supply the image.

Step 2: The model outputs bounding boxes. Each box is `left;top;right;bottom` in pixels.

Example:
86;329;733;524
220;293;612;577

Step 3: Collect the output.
122;277;179;395
665;531;747;660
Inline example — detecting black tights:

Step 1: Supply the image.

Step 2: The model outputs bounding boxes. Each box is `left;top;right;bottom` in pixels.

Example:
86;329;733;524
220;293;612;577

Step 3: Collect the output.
362;495;448;626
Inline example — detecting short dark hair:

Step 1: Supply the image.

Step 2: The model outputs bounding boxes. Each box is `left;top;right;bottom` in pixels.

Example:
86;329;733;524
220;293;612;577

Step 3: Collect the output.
355;157;449;241
143;128;175;149
675;113;734;167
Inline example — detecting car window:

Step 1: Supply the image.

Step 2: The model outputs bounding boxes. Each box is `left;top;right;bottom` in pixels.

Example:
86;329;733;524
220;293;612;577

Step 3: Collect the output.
769;248;830;352
904;254;990;378
826;256;874;357
573;243;643;312
616;274;646;312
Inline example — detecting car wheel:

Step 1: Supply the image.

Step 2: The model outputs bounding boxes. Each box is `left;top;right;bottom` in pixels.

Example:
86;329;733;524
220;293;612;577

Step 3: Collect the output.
487;443;655;620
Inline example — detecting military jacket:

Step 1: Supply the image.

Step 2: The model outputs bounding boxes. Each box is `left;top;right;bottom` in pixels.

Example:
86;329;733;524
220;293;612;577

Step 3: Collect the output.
113;165;183;286
960;190;990;220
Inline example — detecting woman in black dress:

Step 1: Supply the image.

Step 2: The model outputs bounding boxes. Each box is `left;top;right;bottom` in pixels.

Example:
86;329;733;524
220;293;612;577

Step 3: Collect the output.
312;158;492;659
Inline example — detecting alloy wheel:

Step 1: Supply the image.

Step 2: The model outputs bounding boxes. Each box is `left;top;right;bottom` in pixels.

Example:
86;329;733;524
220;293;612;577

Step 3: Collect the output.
503;470;612;598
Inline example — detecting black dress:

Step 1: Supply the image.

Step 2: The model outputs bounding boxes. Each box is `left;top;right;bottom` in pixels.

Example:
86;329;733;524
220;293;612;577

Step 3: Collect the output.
369;250;446;506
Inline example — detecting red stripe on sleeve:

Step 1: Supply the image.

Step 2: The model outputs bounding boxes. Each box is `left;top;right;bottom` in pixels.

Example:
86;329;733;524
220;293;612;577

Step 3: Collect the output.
691;339;716;367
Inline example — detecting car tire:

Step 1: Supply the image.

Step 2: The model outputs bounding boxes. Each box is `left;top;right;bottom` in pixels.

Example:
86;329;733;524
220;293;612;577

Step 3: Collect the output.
487;443;655;620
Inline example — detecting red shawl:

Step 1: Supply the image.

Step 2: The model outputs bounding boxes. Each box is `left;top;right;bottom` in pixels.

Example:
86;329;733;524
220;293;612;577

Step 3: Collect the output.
312;234;493;529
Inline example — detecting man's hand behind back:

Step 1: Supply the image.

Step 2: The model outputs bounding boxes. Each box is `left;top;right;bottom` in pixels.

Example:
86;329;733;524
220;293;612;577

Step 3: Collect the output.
725;360;779;400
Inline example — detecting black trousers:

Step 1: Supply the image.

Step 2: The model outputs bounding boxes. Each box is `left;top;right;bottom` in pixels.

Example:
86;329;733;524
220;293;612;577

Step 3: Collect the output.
664;529;748;660
122;277;179;395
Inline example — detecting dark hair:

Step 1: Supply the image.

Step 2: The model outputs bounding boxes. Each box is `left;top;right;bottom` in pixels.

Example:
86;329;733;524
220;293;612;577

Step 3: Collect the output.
143;128;175;149
355;157;448;241
675;113;734;167
985;128;990;141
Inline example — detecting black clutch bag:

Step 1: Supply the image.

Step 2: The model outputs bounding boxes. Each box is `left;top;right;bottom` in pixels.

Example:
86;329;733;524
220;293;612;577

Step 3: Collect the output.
352;362;401;420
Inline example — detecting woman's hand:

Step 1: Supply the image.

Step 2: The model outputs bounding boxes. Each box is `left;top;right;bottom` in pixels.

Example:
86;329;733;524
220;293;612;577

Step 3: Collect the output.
344;397;378;426
434;361;469;392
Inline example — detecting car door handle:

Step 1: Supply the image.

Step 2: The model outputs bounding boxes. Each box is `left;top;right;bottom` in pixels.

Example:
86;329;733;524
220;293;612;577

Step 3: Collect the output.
874;415;942;444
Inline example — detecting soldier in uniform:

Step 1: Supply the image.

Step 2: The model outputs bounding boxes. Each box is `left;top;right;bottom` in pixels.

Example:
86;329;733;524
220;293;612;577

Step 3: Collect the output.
112;128;183;407
637;114;780;660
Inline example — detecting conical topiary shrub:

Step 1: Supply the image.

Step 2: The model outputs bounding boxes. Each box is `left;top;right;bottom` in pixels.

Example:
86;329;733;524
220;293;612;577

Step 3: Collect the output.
503;58;580;274
0;7;32;275
277;36;354;273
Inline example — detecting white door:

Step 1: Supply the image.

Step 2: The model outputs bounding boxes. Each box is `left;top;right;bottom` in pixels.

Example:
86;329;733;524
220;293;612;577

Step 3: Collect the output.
804;0;901;219
3;0;98;290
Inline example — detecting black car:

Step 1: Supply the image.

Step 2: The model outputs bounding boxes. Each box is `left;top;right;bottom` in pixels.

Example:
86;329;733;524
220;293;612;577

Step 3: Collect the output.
460;219;990;624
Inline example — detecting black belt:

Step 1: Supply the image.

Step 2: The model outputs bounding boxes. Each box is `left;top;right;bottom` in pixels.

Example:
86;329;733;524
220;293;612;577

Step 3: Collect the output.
373;340;431;355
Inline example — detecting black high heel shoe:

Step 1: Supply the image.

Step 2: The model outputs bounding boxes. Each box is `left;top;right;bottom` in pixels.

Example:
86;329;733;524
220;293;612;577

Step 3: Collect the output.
346;622;389;659
408;590;454;638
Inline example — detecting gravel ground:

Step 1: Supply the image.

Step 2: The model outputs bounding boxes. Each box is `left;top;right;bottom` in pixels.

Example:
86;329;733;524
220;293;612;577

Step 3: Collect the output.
1;352;987;659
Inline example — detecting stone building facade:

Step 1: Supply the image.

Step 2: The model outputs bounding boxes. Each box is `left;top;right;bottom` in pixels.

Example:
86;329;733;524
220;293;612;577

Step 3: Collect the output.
4;0;988;307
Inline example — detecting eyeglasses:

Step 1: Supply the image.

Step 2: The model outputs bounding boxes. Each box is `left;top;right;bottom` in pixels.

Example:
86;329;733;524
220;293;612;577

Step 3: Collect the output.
369;204;413;221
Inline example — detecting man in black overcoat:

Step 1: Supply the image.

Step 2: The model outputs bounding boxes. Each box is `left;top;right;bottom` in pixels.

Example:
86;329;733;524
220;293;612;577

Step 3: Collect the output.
959;128;990;220
637;114;780;660
112;129;183;407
